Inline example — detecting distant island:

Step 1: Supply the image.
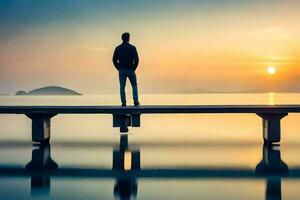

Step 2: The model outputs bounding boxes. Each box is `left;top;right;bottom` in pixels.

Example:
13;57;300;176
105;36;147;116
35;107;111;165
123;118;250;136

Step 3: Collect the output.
16;86;81;95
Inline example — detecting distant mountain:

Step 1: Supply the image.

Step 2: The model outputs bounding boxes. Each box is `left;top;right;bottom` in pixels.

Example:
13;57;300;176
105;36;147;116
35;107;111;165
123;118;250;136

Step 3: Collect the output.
16;86;81;95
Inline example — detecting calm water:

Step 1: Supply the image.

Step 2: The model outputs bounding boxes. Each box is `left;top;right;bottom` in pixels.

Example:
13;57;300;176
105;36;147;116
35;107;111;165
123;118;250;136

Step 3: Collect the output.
0;93;300;199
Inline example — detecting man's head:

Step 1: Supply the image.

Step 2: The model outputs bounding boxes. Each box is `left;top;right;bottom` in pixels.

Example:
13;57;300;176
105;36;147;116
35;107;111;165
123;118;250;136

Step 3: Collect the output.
121;32;130;42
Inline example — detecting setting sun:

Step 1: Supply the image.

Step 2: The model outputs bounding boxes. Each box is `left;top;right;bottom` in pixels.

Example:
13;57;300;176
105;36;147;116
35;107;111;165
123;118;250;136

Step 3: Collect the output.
267;66;277;75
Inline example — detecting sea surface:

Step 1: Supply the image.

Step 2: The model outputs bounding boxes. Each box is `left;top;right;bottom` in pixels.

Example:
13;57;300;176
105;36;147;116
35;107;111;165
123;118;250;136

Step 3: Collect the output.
0;93;299;200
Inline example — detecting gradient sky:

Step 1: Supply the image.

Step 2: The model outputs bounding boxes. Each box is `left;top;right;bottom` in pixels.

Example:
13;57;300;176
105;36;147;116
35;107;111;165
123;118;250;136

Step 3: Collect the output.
0;0;300;94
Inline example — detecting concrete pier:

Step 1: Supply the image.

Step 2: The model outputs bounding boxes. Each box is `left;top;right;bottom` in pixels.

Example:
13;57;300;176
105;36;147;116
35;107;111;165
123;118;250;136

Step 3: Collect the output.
0;105;299;143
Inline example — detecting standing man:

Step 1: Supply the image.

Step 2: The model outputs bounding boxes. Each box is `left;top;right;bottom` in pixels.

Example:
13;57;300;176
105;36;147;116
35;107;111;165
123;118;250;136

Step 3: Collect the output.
113;32;140;106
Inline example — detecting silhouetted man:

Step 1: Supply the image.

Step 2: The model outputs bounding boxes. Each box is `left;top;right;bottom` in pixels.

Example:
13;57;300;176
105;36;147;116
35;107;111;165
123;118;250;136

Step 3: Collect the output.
113;32;140;106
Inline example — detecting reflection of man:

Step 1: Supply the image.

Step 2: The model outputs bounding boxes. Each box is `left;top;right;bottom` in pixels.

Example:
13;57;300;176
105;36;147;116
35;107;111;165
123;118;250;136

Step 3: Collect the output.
113;32;140;106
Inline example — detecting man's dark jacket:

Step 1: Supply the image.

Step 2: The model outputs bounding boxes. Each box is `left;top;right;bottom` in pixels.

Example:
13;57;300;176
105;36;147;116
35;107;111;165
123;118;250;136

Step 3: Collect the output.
113;42;139;70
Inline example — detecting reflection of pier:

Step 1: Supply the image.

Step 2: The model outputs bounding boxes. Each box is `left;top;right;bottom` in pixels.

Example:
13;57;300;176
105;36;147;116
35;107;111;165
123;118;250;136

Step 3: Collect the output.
25;143;58;195
255;144;288;200
113;135;140;200
255;143;288;175
0;139;297;199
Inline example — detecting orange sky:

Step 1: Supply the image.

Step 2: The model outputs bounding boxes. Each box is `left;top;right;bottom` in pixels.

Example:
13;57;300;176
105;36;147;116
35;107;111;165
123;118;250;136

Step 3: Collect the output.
0;1;300;94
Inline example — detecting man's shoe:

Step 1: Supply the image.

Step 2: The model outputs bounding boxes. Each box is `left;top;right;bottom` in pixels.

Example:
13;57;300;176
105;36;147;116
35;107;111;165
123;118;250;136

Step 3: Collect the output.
120;127;129;133
134;100;140;106
121;103;126;107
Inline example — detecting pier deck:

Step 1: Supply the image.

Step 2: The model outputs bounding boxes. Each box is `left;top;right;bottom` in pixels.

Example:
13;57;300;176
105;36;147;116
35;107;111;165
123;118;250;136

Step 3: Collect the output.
0;105;300;143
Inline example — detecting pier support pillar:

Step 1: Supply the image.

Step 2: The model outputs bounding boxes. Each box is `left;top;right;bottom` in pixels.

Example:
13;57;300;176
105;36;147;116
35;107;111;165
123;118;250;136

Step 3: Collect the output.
26;114;56;143
131;114;141;127
257;113;288;144
113;114;140;133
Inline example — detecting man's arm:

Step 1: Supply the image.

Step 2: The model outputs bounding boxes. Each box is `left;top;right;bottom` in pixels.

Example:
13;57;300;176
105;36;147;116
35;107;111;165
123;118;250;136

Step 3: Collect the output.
133;47;139;70
112;47;119;70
